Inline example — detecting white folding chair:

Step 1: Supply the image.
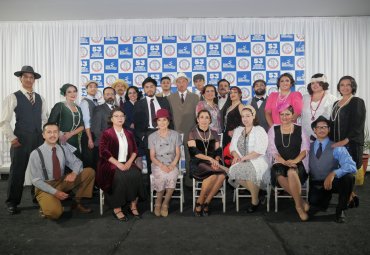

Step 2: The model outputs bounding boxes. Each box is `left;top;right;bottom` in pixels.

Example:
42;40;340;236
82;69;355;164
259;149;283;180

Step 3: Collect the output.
99;189;104;216
192;178;226;213
233;186;251;212
266;177;309;212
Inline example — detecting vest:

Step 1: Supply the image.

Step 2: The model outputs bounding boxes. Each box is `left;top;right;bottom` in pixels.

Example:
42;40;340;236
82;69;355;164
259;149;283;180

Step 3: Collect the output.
309;140;339;181
81;97;96;126
251;96;269;132
14;90;42;134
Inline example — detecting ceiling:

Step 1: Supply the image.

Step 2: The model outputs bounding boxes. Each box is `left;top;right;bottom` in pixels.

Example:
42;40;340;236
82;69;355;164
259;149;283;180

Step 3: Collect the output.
0;0;369;21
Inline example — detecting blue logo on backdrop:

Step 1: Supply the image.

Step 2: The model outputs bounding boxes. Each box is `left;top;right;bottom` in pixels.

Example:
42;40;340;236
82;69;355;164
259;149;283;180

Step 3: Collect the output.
104;37;118;44
118;73;133;86
266;42;280;55
81;60;89;73
119;44;133;58
133;36;147;44
236;42;251;56
280;34;294;41
266;71;280;85
281;56;295;70
148;73;162;83
162;36;177;43
177;43;192;57
192;58;207;72
90;45;104;59
148;44;162;58
251;34;265;41
162;58;177;72
251;57;266;70
222;57;236;71
207;43;221;57
207;72;222;85
80;37;89;45
133;59;147;73
90;74;104;87
237;72;252;85
295;42;305;56
221;35;236;42
192;36;207;43
104;60;118;73
295;70;305;85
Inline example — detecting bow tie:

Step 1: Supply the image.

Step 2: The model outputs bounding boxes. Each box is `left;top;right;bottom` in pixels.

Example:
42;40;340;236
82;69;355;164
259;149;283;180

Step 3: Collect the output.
255;97;265;102
219;95;226;99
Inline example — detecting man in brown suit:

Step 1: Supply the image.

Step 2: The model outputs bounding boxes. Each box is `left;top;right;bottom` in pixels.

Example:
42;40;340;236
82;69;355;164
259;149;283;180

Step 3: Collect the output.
167;73;199;186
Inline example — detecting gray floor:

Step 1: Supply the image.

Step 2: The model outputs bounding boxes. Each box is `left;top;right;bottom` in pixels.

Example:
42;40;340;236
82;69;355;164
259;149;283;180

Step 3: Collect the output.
0;174;369;255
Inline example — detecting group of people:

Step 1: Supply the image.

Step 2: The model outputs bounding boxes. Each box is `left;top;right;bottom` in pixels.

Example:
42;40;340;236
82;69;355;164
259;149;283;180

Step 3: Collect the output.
0;65;365;224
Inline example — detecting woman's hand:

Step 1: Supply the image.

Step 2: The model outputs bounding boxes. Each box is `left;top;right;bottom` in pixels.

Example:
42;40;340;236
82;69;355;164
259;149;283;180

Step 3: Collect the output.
210;158;220;170
232;155;241;165
59;134;68;145
285;159;298;168
160;164;170;173
167;164;176;172
124;161;132;170
116;162;128;171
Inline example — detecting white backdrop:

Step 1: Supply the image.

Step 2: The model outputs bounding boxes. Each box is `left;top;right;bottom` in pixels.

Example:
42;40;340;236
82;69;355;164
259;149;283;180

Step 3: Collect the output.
0;17;369;164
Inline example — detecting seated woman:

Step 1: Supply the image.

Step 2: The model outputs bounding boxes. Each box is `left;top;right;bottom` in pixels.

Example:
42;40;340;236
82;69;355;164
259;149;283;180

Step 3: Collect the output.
188;109;227;216
97;108;146;221
149;109;182;217
267;105;310;221
228;106;269;213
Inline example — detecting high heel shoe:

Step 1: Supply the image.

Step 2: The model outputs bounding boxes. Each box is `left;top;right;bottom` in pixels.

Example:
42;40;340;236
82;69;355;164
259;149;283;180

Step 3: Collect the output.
154;204;161;217
296;207;309;221
194;202;202;217
112;210;128;222
247;200;260;213
302;200;310;212
129;207;142;219
202;203;209;217
160;204;169;217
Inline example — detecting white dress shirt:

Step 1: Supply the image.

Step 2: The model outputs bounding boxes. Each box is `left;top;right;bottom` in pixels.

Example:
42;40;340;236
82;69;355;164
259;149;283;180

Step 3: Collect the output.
115;129;128;162
146;96;161;128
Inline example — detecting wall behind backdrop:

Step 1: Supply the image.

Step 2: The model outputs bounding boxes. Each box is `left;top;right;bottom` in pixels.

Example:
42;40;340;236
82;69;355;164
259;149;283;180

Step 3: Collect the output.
0;17;369;163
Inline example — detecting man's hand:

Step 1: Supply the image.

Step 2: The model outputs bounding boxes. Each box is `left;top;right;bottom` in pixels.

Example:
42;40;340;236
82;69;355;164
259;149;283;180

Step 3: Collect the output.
64;172;77;183
324;172;336;190
11;138;21;148
54;190;69;200
88;138;94;149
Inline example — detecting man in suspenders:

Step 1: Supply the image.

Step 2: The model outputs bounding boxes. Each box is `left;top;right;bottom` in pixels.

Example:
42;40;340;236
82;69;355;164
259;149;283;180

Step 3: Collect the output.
28;123;95;220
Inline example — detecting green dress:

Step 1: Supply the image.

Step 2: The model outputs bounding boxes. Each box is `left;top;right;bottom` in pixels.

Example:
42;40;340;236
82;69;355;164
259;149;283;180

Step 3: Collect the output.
48;102;84;158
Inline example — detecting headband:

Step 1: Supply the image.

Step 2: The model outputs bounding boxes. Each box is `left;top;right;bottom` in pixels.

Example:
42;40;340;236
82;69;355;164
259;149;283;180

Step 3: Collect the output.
310;75;327;83
242;105;256;118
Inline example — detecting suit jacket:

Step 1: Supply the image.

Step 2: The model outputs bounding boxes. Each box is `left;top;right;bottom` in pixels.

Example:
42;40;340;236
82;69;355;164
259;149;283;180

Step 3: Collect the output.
250;96;269;132
133;96;173;148
156;92;172;98
220;95;232;131
91;103;112;147
167;91;199;142
96;127;137;191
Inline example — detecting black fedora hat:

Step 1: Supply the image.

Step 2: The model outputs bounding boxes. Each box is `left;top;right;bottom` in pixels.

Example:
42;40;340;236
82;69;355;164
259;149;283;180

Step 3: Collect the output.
311;115;331;130
14;66;41;79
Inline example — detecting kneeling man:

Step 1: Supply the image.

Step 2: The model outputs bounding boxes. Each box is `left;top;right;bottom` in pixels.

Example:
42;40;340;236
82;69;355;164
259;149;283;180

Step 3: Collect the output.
29;123;95;220
309;116;356;223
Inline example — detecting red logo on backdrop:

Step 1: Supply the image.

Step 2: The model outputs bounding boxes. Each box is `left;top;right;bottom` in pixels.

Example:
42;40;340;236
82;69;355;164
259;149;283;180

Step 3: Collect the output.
208;35;220;41
252;43;264;55
241;87;251;100
178;36;190;42
91;37;103;44
267;58;279;69
135;74;146;87
106;75;117;86
237;58;250;70
119;37;131;43
134;45;146;57
149;59;161;72
237;35;249;41
91;61;103;72
223;44;235;56
163;45;176;57
223;73;235;84
282;43;293;54
267;34;279;41
149;36;161;42
253;72;265;81
296;34;305;41
296;57;305;69
179;59;191;71
80;47;88;58
193;44;205;56
208;59;220;71
268;87;278;95
81;75;88;85
105;46;117;58
120;60;131;72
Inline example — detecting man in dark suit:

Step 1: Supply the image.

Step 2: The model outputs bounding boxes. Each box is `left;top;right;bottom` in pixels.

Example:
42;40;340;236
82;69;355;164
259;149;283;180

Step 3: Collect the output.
133;77;172;174
217;79;231;134
250;79;269;132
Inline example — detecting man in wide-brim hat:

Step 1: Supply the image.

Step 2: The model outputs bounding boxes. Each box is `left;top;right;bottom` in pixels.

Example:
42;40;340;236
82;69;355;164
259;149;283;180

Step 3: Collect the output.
0;65;48;215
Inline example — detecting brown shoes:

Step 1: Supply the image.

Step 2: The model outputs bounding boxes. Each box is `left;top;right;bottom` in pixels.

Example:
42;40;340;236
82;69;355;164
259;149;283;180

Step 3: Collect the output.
72;203;92;214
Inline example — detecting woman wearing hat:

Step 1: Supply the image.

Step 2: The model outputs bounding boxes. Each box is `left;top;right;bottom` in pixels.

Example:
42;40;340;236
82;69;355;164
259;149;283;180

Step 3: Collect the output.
301;73;337;140
188;109;227;216
48;84;84;158
228;106;269;213
148;109;182;217
267;105;310;221
97;108;146;221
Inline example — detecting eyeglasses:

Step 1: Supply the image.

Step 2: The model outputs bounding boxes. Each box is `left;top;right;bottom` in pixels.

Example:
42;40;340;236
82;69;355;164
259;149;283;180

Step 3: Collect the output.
315;126;329;130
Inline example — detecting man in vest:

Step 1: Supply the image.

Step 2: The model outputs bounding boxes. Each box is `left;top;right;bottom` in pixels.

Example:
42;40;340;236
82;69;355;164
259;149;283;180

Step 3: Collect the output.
29;123;95;220
0;66;48;215
250;79;269;132
80;80;99;169
309;116;356;223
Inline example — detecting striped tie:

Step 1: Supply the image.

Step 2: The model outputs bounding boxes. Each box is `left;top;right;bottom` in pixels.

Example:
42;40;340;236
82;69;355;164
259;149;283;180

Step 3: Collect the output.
27;92;35;105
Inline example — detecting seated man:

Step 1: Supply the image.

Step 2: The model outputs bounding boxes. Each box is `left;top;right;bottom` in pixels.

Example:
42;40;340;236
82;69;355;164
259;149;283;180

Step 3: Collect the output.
28;122;95;220
309;116;357;223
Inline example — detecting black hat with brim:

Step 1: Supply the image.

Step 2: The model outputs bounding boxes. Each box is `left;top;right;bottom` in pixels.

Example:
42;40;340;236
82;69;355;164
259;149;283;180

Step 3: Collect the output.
311;115;331;130
14;65;41;79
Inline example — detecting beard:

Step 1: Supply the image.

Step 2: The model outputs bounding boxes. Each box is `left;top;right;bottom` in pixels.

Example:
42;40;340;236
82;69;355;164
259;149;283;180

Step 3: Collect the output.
106;98;115;105
254;88;266;96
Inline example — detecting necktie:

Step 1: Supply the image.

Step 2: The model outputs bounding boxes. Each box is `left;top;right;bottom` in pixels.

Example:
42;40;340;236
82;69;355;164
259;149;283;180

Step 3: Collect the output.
27;92;35;105
316;142;322;159
111;105;115;110
181;93;185;104
119;97;124;108
52;147;61;180
93;98;98;105
150;98;157;128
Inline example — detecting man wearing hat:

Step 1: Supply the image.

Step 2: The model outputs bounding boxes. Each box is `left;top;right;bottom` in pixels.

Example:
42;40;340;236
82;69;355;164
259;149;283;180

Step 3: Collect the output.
0;66;48;214
111;79;129;110
193;74;205;100
308;115;356;223
80;80;99;169
167;73;199;186
133;77;172;174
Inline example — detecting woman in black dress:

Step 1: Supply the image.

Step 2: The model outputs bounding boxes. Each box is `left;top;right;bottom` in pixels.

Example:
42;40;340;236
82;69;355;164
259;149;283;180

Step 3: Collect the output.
268;105;310;221
188;110;227;216
330;76;366;207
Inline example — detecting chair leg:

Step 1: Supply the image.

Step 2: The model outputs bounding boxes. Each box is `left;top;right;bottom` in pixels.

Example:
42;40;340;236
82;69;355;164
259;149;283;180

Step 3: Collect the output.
223;180;226;213
192;178;196;211
274;186;278;213
236;188;239;212
266;184;271;212
99;189;104;216
180;177;183;213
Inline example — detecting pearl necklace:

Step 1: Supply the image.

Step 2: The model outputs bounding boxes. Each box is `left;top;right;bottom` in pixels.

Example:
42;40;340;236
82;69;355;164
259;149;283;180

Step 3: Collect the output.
196;126;211;156
276;91;291;107
310;92;325;121
280;124;294;148
330;95;353;141
65;102;81;132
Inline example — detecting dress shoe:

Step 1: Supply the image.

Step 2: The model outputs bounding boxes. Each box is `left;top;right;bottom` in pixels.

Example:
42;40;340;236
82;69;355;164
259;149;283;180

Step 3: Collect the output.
202;203;209;217
112;211;128;222
72;203;92;214
247;201;260;213
160;205;169;217
194;203;202;217
348;195;359;208
7;205;19;215
335;209;346;223
129;207;142;219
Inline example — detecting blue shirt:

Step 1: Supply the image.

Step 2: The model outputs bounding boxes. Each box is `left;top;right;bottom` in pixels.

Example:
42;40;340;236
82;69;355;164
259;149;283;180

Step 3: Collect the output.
314;137;357;178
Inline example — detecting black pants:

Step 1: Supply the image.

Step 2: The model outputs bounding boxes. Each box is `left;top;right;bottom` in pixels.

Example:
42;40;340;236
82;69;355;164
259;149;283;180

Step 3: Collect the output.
309;174;354;211
81;132;97;170
6;131;43;206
